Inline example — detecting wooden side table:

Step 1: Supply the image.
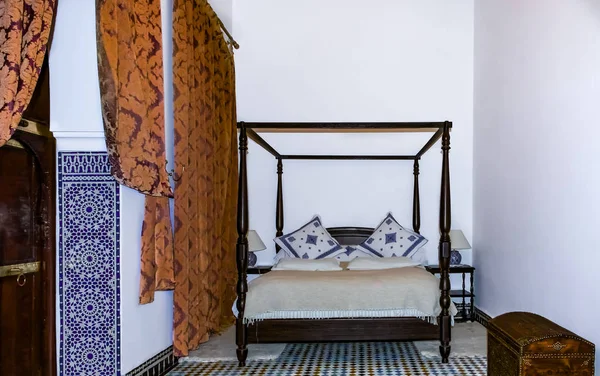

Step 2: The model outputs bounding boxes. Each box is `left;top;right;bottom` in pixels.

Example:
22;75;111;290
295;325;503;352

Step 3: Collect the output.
425;264;475;322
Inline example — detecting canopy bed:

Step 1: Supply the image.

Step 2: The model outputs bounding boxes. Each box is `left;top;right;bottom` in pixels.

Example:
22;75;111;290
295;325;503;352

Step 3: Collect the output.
235;121;454;366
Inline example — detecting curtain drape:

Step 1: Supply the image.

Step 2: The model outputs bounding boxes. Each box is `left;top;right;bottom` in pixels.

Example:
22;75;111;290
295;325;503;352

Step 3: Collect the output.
96;0;175;304
172;0;238;356
0;0;56;147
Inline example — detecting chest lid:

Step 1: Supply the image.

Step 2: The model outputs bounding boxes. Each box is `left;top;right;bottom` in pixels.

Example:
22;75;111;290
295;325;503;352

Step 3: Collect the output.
488;312;595;355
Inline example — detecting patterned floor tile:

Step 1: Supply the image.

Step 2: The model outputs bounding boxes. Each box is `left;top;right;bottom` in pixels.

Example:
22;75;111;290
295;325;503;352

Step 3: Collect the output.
168;342;486;375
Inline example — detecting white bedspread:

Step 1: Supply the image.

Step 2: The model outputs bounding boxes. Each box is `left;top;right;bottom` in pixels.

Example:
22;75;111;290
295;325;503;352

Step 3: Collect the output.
235;266;457;323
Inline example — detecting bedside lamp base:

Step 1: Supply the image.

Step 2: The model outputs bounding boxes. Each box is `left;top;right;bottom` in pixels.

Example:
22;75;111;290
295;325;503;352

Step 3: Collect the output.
248;252;257;267
450;250;462;265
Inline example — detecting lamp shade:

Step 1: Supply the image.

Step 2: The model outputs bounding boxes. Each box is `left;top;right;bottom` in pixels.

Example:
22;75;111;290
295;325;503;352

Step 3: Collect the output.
449;230;470;250
247;230;266;252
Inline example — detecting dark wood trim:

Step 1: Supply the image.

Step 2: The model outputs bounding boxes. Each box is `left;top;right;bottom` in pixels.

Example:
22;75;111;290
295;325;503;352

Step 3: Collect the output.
235;121;455;366
425;264;475;273
11;127;57;376
281;155;416;160
426;265;475;322
474;307;492;328
412;160;421;234
247;318;438;343
238;122;451;130
416;128;444;158
247;129;281;158
124;346;178;376
449;289;474;298
275;159;283;253
327;226;373;246
247;266;273;275
438;121;452;363
235;123;249;366
240;121;453;161
43;134;57;376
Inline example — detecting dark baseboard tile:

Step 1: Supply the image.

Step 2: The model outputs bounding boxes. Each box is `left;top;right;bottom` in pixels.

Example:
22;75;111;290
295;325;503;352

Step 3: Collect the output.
125;346;178;376
474;307;492;328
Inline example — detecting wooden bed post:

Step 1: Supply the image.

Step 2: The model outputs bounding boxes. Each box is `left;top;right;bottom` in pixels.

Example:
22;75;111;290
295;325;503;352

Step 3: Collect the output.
236;122;249;366
412;159;421;234
275;158;284;252
439;121;452;363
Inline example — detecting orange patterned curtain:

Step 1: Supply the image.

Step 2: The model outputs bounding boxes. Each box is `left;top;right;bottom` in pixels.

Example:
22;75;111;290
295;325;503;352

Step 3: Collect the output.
0;0;56;147
172;0;238;356
96;0;175;303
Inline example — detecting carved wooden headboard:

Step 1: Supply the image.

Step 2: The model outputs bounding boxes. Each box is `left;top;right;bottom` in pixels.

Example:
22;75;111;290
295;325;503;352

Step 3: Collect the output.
327;227;374;246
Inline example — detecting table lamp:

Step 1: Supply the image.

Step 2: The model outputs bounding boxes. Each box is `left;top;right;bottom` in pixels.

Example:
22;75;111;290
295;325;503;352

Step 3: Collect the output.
449;229;470;265
247;230;267;267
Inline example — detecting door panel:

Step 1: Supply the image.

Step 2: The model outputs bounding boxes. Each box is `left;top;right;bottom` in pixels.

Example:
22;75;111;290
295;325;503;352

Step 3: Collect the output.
0;273;41;375
0;146;39;263
0;141;44;376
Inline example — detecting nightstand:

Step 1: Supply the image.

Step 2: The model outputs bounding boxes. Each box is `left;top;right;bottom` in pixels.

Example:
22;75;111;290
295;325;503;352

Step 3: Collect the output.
247;265;272;275
425;264;475;322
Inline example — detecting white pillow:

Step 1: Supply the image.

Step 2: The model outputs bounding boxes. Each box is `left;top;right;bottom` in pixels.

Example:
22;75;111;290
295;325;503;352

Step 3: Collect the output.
410;247;428;265
346;256;420;270
273;250;288;263
272;258;343;271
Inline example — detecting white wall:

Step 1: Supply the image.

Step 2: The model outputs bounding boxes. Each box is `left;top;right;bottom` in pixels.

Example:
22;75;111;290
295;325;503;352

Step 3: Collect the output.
474;0;600;368
49;0;103;136
234;0;474;267
210;0;233;31
50;0;175;373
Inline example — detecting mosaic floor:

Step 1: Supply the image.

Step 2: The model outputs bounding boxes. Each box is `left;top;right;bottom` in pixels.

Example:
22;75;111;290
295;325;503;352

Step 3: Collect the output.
168;342;487;375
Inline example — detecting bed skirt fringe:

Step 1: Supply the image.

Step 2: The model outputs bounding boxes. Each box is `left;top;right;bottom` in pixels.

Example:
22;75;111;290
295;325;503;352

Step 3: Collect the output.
241;308;453;326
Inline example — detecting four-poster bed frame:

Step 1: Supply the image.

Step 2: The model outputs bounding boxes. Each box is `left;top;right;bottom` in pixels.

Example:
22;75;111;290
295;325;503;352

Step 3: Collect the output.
235;121;453;366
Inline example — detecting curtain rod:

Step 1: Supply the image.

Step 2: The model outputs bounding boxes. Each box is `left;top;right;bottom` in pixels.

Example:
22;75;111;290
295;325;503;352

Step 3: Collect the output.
217;17;239;50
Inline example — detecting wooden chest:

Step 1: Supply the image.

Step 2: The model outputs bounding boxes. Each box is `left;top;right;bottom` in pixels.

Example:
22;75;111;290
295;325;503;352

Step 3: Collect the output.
488;312;595;376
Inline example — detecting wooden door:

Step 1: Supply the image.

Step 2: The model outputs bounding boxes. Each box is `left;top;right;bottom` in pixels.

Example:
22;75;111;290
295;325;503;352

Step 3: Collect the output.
0;126;56;376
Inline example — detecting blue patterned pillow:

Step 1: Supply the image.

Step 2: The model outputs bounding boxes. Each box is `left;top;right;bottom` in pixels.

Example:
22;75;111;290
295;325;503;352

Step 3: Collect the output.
274;216;345;260
356;213;428;258
334;246;372;262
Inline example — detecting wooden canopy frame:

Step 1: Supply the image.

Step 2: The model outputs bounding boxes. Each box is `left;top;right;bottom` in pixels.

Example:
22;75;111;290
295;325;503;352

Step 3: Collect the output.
235;121;453;365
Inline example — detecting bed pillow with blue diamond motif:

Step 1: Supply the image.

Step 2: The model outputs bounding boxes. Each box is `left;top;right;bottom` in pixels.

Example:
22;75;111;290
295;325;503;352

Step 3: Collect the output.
274;215;346;260
356;213;428;258
334;245;372;262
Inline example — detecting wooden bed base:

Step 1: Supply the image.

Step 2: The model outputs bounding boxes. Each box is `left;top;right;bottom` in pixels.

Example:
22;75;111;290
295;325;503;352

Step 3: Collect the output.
247;318;438;343
235;122;453;366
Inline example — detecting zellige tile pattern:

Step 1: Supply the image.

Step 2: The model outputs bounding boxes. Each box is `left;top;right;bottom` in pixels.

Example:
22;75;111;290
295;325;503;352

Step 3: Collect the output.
58;152;121;375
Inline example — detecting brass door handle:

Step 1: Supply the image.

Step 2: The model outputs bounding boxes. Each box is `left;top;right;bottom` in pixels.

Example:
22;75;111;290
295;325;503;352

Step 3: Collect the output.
0;261;41;278
16;273;27;286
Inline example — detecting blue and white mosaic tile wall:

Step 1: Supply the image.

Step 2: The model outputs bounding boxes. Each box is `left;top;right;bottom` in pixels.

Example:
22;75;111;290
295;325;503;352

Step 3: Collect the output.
58;152;121;375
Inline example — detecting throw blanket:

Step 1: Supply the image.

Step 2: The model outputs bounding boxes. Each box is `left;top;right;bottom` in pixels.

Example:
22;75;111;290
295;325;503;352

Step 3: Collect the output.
240;266;457;323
